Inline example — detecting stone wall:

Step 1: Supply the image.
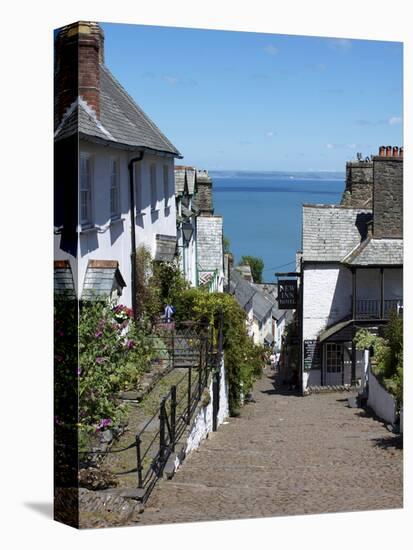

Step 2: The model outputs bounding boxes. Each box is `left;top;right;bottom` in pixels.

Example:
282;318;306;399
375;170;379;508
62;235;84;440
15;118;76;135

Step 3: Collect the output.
373;157;403;238
341;161;373;207
194;170;214;215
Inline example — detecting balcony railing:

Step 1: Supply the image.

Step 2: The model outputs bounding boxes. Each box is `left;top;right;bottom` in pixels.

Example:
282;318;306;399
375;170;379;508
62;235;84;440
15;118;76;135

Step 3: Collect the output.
355;299;403;320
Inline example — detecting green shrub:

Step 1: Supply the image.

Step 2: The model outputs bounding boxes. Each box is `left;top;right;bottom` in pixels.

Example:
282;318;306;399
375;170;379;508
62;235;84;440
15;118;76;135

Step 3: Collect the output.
354;313;403;407
173;288;264;414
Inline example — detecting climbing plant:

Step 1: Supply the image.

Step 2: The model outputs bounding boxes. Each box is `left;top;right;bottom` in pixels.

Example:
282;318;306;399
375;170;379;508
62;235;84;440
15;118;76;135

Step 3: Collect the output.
173;288;265;415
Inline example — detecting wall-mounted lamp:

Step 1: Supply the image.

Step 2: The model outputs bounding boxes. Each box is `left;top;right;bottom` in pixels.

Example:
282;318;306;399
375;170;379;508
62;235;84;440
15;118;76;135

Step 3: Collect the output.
182;222;194;243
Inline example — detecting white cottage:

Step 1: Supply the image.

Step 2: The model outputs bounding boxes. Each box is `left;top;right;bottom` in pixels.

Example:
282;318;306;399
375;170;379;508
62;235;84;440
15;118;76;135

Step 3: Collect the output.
54;22;182;310
300;147;403;392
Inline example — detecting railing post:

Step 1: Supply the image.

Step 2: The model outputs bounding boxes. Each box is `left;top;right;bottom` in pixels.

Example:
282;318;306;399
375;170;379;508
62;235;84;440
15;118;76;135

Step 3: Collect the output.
170;385;176;452
198;364;202;401
187;367;192;424
171;330;175;369
136;434;143;488
159;398;166;473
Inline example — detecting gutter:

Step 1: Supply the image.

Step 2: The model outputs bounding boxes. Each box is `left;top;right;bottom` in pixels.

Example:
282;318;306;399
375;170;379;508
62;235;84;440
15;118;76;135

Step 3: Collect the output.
128;152;144;321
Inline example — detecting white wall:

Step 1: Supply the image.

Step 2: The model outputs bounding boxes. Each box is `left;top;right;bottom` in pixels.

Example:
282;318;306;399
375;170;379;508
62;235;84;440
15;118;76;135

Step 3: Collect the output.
367;366;397;425
55;141;176;308
183;355;229;457
302;263;352;341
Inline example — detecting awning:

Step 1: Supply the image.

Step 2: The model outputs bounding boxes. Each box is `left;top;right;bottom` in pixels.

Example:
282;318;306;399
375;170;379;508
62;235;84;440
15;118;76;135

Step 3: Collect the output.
319;319;353;343
54;260;76;299
81;260;126;301
154;234;177;262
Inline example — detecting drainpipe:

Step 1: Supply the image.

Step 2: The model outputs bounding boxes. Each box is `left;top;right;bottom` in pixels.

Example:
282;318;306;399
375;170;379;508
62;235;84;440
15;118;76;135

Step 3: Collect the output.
128;152;144;321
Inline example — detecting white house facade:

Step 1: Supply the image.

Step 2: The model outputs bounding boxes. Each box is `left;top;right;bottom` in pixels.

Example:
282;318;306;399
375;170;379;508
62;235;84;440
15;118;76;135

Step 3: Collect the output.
300;147;403;392
54;22;181;310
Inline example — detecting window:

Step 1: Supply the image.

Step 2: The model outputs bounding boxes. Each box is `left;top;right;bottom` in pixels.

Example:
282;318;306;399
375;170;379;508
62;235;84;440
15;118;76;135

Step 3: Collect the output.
150;164;157;210
326;343;343;373
135;162;142;213
80;154;92;224
163;165;169;208
110;158;120;218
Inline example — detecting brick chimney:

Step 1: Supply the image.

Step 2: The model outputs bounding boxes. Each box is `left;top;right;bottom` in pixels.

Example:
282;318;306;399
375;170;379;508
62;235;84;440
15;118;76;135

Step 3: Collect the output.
55;21;104;123
372;145;403;239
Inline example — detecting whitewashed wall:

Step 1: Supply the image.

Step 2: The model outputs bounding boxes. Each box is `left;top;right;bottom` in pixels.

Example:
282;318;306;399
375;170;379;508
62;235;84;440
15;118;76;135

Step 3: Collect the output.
302;264;352;341
183;356;229;457
54;141;177;307
367;366;397;425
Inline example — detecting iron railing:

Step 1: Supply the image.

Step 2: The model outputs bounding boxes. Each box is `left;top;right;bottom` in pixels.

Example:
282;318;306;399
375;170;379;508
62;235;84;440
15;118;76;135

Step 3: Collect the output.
355;299;403;320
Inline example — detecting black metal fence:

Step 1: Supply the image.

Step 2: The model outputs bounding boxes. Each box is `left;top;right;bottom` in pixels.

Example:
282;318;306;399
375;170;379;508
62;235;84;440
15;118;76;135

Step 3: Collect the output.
135;363;210;499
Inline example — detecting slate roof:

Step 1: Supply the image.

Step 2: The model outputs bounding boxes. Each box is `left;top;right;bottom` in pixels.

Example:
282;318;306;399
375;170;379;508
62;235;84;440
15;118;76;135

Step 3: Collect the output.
175;166;197;197
253;289;274;322
342;238;403;266
154;234;177;262
54;260;76;299
302;205;373;263
82;260;126;301
55;65;182;157
229;269;257;309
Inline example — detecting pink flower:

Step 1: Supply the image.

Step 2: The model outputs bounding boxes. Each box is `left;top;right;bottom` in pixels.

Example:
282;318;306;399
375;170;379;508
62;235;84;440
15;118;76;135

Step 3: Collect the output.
96;357;105;364
95;330;103;338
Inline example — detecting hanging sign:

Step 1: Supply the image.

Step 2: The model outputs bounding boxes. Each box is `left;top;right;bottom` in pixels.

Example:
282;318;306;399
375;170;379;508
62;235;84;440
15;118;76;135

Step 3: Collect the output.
277;279;297;309
304;340;321;371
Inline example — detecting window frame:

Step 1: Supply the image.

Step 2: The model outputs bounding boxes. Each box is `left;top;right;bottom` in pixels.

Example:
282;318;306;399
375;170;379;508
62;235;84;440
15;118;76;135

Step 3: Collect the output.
109;157;121;219
150;163;157;211
80;152;93;226
163;165;169;209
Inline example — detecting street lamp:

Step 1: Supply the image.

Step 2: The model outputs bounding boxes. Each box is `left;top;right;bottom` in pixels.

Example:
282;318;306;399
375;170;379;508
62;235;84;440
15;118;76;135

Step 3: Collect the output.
182;222;194;243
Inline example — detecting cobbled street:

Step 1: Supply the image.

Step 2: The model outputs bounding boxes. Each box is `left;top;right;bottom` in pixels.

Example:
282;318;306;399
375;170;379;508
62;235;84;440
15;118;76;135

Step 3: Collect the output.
136;368;403;525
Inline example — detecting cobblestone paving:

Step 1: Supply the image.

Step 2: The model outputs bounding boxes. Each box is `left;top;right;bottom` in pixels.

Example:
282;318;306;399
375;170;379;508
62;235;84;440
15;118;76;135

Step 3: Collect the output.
136;369;403;525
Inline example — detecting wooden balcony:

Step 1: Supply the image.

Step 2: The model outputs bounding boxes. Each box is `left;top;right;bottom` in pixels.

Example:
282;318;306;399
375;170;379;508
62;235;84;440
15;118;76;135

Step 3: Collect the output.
355;299;403;320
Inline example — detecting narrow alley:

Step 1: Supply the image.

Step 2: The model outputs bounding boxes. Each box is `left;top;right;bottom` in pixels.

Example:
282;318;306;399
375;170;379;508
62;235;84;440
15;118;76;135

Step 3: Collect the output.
136;368;402;525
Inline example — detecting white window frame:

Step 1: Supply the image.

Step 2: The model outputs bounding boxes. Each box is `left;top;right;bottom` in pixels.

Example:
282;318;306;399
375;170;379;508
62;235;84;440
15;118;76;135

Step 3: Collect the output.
110;157;120;219
135;162;142;214
163;165;169;208
150;163;157;211
80;152;93;225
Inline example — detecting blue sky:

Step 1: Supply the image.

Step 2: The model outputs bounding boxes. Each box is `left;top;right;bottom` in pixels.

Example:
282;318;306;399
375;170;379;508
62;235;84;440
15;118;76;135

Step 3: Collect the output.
101;22;403;171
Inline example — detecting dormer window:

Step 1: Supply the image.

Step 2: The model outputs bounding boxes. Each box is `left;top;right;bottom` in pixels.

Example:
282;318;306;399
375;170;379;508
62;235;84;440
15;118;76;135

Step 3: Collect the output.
80;153;92;225
110;158;120;218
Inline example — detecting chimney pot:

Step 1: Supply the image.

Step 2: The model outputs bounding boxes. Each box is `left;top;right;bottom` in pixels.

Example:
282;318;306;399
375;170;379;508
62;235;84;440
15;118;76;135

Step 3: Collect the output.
379;146;386;157
386;146;392;157
392;146;399;157
399;147;403;158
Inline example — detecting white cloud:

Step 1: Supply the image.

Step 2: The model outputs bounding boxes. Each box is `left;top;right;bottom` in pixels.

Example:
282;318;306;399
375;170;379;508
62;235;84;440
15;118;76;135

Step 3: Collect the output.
326;143;335;149
163;75;179;85
347;143;357;149
388;116;402;125
266;131;274;137
264;44;279;56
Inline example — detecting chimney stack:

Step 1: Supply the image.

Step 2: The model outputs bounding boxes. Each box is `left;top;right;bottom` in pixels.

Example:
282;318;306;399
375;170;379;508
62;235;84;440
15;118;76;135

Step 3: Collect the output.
55;21;104;123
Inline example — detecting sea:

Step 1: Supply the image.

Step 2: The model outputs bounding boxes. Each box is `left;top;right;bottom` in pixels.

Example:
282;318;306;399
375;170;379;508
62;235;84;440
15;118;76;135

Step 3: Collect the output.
211;171;345;281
